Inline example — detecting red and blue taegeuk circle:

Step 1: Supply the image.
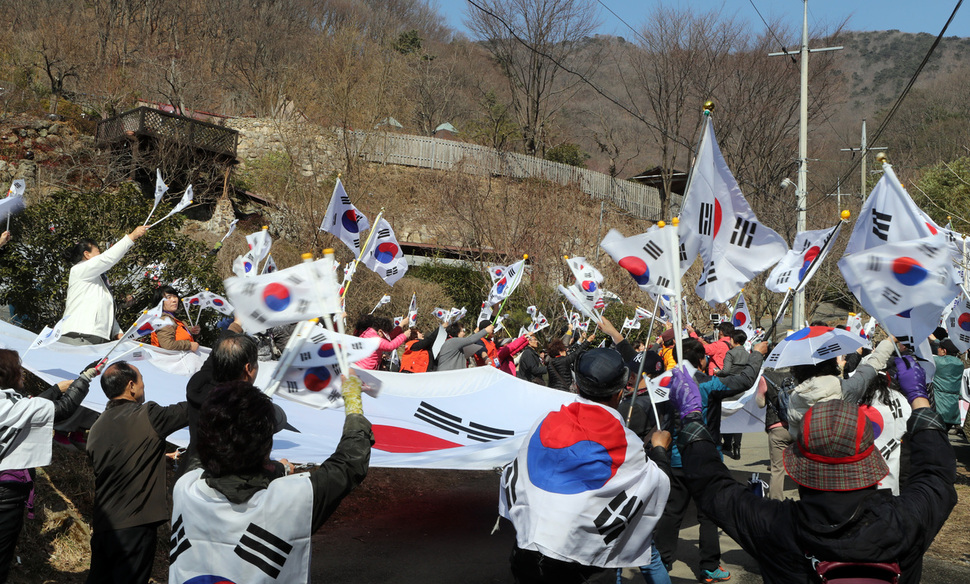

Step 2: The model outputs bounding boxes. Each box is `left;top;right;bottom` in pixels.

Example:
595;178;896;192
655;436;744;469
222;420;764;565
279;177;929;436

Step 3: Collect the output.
958;312;970;332
784;326;833;341
184;577;237;584
732;312;747;327
262;283;291;312
712;199;723;238
798;246;821;280
891;257;928;286
618;256;650;286
317;342;336;359
136;323;155;336
527;403;627;494
211;298;224;307
860;404;885;440
304;367;332;391
495;277;508;294
580;280;598;293
374;242;399;264
341;210;361;232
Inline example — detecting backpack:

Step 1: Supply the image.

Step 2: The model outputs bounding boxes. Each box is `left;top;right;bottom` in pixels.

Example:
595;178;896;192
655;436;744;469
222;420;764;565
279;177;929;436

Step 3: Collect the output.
813;560;901;584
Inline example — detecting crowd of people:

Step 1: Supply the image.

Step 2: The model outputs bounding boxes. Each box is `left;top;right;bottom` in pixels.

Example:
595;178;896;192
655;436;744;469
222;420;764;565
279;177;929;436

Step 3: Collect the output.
0;225;965;584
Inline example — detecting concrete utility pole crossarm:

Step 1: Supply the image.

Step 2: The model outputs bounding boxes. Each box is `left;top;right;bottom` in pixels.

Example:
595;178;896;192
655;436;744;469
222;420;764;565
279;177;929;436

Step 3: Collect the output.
768;0;842;330
841;119;887;203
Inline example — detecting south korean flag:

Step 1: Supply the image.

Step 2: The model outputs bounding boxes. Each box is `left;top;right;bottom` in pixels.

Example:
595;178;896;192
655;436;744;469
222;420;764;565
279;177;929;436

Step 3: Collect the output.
946;289;970;352
839;233;959;345
362;217;408;285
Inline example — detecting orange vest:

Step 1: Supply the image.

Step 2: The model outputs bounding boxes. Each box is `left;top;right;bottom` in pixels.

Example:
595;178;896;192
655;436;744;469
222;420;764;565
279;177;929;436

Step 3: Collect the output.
150;316;194;347
400;339;430;373
474;338;499;367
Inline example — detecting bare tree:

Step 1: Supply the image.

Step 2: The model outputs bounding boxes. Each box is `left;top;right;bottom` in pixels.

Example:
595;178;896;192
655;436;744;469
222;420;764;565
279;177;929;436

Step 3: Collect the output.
466;0;600;156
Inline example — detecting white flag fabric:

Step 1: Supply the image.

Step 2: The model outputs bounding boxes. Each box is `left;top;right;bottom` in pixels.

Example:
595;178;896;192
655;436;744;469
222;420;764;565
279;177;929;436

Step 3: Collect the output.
145;168;168;222
150;185;193;227
123;310;172;341
526;306;538;319
393;316;404;328
191;290;234;316
407;293;418;328
232;250;260;278
362;217;408;285
946;290;970;351
499;399;670;568
488;265;507;283
621;317;640;330
261;254;278;275
432;307;448;322
6;179;25;199
487;259;526;306
634;306;651;321
730;292;755;340
679;116;788;303
320;178;370;255
220;218;239;243
477;302;492;326
839;233;959;346
844;163;937;256
275;365;382;409
845;313;864;337
566;257;604;291
527;311;549;334
370;294;391;314
765;224;842;293
447;307;467;325
224;258;341;333
863;317;877;341
0;389;55;471
291;325;381;368
601;227;677;296
26;315;70;351
647;370;673;404
559;284;600;321
245;228;273;265
0;189;25;224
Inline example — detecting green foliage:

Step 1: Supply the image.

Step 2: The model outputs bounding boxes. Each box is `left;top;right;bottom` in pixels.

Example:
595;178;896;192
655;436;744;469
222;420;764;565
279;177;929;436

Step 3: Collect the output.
545;142;589;168
235;151;293;194
393;30;423;56
916;156;970;234
465;91;519;151
0;184;224;344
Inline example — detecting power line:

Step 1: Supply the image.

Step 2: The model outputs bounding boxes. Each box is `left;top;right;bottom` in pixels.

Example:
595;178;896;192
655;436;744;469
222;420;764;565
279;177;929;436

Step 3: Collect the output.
830;0;964;196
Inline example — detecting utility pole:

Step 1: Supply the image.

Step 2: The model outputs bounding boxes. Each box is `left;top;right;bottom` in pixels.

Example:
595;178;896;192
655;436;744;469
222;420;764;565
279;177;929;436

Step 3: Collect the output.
841;118;887;202
769;0;842;330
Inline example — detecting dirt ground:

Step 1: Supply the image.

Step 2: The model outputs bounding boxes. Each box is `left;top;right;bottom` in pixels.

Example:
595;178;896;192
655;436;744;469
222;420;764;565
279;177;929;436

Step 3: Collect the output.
6;430;970;583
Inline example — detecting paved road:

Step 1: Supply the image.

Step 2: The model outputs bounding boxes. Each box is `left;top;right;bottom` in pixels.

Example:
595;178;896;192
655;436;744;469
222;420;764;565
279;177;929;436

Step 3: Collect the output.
312;431;970;583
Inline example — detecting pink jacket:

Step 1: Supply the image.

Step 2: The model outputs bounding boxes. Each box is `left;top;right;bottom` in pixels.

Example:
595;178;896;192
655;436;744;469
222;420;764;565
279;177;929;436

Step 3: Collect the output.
354;328;408;370
497;336;530;376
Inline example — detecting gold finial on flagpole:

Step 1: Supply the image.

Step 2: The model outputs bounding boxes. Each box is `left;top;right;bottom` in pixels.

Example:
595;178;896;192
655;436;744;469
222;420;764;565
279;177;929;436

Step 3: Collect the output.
672;217;680;226
703;100;714;114
563;255;569;260
840;210;851;220
302;253;313;260
523;254;529;260
658;221;666;228
875;152;888;164
323;248;334;255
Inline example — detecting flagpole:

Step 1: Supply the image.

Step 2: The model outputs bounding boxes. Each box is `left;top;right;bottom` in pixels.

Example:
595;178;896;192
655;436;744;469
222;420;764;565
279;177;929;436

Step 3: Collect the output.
341;209;384;301
626;292;662;428
311;251;352;377
93;316;145;371
491;254;528;326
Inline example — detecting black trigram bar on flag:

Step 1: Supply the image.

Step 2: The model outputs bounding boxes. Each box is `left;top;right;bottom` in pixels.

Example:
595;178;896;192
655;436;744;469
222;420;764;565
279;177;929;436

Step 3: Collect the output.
655;275;671;290
169;515;192;562
642;240;663;260
866;256;883;272
917;242;939;258
340;195;350;205
959;333;970;345
697;261;717;287
235;522;294;579
698;203;714;236
678;243;688;264
385;267;399;277
594;491;643;545
879;438;900;461
776;270;792;285
881;287;901;305
816;343;842;357
503;459;519;506
730;217;756;248
414;401;515;442
377;228;391;239
872;210;892;241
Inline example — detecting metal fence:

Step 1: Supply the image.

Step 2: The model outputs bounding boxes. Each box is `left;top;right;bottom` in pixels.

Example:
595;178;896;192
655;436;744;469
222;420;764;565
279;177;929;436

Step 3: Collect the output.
350;131;666;220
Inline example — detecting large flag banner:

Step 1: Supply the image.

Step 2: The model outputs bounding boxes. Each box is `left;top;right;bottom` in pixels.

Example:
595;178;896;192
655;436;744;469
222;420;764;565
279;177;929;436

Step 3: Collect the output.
839;233;959;346
765;223;842;293
499;401;670;568
245;228;273;265
731;291;755;340
946;289;970;351
225;258;341;332
362;217;408;285
601;227;677;296
679;116;788;303
844;162;937;256
321;178;370;255
487;259;526;306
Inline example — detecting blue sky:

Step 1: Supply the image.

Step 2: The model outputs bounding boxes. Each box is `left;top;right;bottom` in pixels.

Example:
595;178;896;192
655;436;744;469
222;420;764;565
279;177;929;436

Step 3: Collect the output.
442;1;969;40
